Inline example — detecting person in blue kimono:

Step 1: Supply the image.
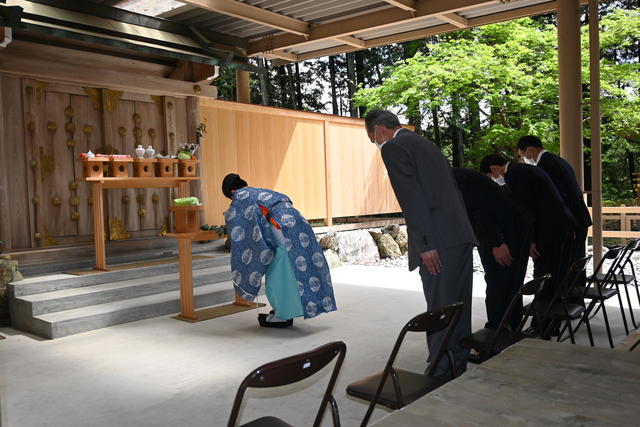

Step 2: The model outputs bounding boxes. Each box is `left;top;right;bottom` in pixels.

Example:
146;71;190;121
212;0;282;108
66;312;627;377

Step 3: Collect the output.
222;173;337;327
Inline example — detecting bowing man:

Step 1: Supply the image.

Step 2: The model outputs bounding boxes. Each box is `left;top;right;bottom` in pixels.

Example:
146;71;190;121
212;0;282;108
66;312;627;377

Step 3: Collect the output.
453;167;532;331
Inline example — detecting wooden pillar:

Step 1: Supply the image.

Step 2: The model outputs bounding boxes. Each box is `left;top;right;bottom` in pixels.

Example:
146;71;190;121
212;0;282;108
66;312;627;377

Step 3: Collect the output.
235;70;250;104
589;0;603;267
323;120;333;226
557;0;584;189
0;75;10;250
92;182;107;270
185;96;202;220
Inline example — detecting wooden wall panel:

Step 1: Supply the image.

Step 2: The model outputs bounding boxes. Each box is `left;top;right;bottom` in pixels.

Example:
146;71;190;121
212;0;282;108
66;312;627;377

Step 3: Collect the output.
22;79;46;248
133;100;167;231
200;99;401;226
1;76;31;249
70;94;102;236
104;98;137;236
43;91;77;239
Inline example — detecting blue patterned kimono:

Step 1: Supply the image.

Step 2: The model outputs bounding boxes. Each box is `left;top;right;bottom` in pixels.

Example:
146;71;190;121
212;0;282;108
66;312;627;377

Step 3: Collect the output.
224;187;337;319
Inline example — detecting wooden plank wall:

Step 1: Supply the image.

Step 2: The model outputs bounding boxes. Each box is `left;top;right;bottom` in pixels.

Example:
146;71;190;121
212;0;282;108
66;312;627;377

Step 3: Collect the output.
0;74;195;251
199;98;401;226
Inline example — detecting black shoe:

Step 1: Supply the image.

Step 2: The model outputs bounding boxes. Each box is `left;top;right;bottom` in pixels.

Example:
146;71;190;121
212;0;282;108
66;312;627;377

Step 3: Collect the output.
258;313;293;328
468;349;483;364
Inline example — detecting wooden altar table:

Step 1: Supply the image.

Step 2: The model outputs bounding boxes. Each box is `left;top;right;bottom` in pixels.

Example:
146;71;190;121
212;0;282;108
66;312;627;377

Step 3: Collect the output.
84;177;199;270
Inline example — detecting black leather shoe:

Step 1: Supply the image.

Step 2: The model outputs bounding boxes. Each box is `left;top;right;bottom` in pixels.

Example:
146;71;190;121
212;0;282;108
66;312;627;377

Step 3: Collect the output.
258;313;293;328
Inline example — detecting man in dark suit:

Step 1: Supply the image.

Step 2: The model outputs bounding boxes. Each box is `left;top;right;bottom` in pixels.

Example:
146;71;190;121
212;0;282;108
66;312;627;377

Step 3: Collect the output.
517;135;592;260
480;154;576;305
453;168;532;331
365;109;475;377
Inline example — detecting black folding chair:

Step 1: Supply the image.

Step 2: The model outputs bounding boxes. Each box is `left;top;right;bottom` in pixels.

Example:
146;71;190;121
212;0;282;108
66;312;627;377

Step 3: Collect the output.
590;239;640;329
346;302;463;427
460;275;550;363
227;341;346;427
528;256;594;345
574;247;629;348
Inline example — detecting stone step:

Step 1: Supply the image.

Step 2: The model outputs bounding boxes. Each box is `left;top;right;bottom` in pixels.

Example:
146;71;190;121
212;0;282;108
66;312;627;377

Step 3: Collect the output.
10;254;230;297
18;239;227;277
15;265;231;315
20;281;237;339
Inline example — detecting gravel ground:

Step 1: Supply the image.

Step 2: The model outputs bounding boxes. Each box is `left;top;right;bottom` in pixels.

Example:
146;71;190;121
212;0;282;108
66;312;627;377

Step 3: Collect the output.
354;245;639;281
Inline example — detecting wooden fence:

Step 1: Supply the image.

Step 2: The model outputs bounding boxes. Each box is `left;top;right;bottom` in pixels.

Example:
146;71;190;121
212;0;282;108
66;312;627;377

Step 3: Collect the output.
198;99;401;226
588;206;640;239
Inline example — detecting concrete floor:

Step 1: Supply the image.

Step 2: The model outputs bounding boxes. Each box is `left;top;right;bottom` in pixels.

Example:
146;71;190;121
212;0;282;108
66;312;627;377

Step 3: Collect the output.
0;265;637;427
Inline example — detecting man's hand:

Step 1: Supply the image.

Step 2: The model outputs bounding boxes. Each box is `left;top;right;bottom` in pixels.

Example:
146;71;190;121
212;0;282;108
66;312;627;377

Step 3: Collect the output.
420;249;442;275
530;242;540;260
492;243;513;267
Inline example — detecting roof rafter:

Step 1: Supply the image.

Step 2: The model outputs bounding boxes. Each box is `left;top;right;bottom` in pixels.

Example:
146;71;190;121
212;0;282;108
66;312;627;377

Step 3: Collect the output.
437;12;468;28
182;0;310;36
248;0;498;56
381;0;417;11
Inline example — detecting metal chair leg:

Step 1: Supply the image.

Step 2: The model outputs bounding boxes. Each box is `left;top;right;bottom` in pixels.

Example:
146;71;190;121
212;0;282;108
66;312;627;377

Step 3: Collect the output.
583;311;595;347
623;284;637;329
601;301;615;348
615;286;630;335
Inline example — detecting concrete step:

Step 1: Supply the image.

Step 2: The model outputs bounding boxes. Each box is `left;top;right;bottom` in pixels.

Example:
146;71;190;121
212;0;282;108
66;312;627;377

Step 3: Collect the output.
22;281;237;339
18;239;227;277
15;265;231;315
9;254;230;297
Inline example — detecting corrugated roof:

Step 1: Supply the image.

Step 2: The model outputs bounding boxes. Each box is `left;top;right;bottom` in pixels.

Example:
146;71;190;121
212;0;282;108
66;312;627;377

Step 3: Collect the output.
35;0;575;63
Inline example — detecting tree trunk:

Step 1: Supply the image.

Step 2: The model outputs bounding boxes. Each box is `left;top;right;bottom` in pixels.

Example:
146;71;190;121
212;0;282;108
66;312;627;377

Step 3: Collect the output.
451;102;464;167
346;52;357;117
469;100;481;144
432;107;441;147
294;62;303;110
329;56;339;115
258;58;270;106
355;51;367;117
628;150;637;198
285;64;298;109
277;66;288;107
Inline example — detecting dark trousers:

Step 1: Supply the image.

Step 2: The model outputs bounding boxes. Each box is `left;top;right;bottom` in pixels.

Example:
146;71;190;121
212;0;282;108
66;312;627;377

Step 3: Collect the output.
419;243;473;377
534;227;574;303
480;236;530;331
571;226;588;261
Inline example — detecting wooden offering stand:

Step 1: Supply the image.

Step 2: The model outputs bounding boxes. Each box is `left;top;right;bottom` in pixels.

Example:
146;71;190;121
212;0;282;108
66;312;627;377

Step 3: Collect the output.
78;156;200;270
168;204;262;322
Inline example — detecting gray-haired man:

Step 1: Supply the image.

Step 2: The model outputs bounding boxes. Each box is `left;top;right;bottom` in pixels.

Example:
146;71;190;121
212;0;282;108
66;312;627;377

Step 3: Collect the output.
365;109;475;376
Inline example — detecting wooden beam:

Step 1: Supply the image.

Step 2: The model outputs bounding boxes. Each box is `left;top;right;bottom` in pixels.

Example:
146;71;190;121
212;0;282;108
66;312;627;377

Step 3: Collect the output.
437;12;468;28
248;0;497;55
0;50;218;98
268;0;593;64
183;0;310;36
382;0;417;11
266;50;299;62
0;27;12;48
333;36;366;48
169;60;219;83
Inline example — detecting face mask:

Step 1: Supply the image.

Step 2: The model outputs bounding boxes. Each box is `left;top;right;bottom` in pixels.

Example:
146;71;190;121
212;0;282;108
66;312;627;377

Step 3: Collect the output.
492;176;506;186
373;128;388;151
523;156;537;165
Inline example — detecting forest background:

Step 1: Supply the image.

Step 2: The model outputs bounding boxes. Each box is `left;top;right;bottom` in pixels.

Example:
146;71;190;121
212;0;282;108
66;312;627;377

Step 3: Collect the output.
216;1;640;204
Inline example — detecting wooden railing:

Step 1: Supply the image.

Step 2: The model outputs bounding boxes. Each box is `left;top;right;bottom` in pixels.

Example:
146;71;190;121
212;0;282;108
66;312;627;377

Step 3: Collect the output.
588;206;640;238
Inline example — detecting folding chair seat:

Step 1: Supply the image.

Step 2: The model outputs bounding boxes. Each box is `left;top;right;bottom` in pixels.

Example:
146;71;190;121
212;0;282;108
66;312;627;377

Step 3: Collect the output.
346;302;464;427
460;275;550;363
574;247;629;348
227;341;346;427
